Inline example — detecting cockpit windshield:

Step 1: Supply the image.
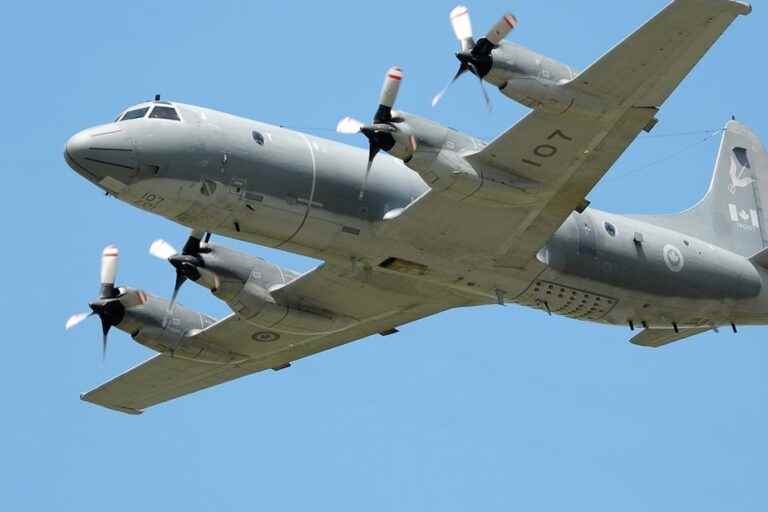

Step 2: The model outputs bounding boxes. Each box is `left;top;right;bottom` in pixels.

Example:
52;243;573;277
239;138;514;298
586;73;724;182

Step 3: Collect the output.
118;107;150;121
149;106;180;121
116;104;181;123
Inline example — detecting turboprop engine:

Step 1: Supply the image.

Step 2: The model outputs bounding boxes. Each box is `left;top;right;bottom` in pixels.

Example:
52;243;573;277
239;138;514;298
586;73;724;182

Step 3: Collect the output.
433;5;597;115
64;245;246;365
337;67;541;207
337;67;478;192
150;232;354;335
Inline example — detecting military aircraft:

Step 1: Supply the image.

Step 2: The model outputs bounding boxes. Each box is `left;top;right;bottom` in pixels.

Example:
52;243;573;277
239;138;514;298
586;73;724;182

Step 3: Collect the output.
64;0;755;414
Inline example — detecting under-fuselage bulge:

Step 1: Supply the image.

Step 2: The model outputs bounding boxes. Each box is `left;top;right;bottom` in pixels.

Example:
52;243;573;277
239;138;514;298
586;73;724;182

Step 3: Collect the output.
65;96;768;332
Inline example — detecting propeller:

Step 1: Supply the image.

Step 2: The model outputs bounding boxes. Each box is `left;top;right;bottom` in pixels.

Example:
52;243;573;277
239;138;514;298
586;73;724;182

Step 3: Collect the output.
150;230;210;311
65;245;126;360
336;66;404;199
432;5;518;110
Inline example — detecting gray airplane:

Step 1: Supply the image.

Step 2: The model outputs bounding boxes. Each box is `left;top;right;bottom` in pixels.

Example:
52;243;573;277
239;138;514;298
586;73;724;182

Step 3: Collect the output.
64;0;756;414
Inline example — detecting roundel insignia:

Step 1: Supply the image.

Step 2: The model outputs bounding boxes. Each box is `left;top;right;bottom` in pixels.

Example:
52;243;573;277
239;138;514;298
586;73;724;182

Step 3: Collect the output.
252;331;280;343
663;244;684;272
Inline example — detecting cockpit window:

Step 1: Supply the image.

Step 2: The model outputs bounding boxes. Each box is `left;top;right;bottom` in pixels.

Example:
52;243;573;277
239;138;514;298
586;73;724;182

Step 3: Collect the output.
149;106;181;121
120;107;149;121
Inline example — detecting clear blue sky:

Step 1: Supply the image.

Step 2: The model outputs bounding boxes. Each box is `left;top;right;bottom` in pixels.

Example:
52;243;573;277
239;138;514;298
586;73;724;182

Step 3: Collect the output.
2;1;767;510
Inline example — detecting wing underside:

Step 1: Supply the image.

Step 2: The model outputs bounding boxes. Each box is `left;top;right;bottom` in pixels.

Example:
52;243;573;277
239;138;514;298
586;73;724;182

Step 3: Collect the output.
81;264;468;414
79;0;750;413
80;355;261;415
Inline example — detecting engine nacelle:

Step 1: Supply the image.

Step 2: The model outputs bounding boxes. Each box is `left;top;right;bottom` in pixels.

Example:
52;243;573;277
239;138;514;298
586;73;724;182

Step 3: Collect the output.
384;112;542;207
483;43;607;115
228;279;353;335
405;148;541;208
115;289;248;365
177;244;355;335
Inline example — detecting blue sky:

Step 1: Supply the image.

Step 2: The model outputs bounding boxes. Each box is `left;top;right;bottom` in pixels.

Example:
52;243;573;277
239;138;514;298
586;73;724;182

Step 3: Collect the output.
2;1;767;510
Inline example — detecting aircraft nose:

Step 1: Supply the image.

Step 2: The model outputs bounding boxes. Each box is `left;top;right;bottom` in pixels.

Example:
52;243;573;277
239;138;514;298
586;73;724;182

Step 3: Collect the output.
64;130;90;174
64;126;137;182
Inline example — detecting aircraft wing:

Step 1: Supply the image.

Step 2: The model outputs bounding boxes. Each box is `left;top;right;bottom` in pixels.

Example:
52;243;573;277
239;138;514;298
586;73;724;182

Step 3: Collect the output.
466;106;659;268
81;264;469;414
80;354;261;415
385;0;749;270
569;0;751;108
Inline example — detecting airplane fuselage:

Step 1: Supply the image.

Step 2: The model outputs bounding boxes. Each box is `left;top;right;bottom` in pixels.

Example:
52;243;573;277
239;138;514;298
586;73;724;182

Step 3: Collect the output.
65;101;768;332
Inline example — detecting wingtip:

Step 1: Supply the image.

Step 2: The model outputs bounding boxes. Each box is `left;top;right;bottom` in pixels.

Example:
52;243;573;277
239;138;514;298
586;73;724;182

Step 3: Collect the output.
710;0;752;15
729;1;752;15
80;393;143;415
739;2;752;15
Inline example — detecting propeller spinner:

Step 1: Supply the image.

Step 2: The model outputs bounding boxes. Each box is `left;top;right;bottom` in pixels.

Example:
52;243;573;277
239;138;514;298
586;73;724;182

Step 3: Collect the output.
432;5;518;110
150;230;213;311
65;245;126;359
336;66;404;200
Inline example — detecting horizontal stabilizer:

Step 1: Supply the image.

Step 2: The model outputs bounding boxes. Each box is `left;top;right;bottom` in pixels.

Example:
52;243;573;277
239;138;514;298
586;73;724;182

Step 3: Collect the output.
630;327;711;348
750;247;768;270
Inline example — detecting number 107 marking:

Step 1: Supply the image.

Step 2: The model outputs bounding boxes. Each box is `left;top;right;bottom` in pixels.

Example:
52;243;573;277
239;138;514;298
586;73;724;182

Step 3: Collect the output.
522;129;573;168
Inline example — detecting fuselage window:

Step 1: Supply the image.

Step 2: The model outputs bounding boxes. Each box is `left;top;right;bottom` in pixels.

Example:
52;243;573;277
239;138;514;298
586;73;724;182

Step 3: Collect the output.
149;106;181;121
604;222;616;237
120;107;150;121
252;130;265;145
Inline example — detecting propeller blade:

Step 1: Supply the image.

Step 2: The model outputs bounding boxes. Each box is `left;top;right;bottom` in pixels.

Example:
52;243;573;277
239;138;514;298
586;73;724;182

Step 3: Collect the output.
336;116;364;134
479;78;492;111
467;62;492;111
157;230;208;311
378;67;403;110
181;232;204;255
99;245;119;298
65;312;92;331
373;67;403;124
485;12;518;45
359;143;381;200
168;271;187;312
340;66;404;196
99;316;111;360
150;239;178;260
450;5;474;51
431;63;470;107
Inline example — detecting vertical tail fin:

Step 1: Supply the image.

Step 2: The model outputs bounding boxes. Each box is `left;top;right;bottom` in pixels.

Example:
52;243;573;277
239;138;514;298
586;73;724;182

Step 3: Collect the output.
643;121;768;257
700;121;768;256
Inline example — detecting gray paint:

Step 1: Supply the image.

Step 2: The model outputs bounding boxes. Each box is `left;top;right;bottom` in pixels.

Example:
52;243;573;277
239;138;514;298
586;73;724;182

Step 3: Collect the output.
66;103;768;331
64;0;761;413
632;121;768;257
